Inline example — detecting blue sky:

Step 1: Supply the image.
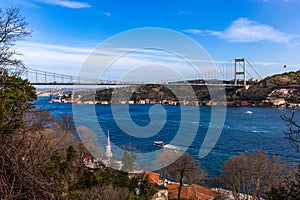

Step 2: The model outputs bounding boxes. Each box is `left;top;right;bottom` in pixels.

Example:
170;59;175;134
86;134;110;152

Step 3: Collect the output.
1;0;300;79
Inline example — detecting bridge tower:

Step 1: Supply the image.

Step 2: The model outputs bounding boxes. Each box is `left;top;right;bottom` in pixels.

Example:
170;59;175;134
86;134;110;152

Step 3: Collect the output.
234;58;246;86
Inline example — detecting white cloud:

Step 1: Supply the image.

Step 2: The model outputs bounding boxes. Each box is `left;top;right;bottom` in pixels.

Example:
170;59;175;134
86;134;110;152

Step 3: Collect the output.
260;0;291;2
21;42;93;54
182;29;203;34
211;18;295;43
33;0;90;9
184;18;296;44
250;61;281;66
16;42;208;80
17;42;93;75
178;11;190;15
102;12;111;17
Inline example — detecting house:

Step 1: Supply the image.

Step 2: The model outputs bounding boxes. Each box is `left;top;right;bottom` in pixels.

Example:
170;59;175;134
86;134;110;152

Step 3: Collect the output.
271;98;286;106
151;190;168;200
166;184;220;200
279;93;289;99
139;99;146;104
128;100;135;104
143;172;168;200
240;100;250;106
143;171;161;185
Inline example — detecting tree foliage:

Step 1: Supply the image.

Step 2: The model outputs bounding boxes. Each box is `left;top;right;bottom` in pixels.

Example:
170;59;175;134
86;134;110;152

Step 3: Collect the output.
0;70;36;135
267;165;300;200
121;149;137;173
217;150;294;200
0;7;36;136
0;110;75;199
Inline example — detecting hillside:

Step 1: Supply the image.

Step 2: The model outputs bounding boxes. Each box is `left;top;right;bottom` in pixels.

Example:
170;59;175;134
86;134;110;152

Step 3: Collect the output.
66;70;300;107
235;70;300;105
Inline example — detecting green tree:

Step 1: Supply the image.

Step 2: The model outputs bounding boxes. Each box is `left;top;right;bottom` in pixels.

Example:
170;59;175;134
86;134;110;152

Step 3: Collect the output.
0;70;36;135
0;7;66;199
267;186;289;200
0;7;36;136
121;150;137;172
66;145;77;162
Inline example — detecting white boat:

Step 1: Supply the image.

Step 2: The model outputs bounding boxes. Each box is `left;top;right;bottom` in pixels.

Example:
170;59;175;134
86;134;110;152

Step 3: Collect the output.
245;110;253;114
154;141;164;146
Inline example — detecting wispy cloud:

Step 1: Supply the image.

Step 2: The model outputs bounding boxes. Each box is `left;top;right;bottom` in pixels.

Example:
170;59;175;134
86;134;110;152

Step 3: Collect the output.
16;42;209;79
182;29;203;34
210;18;295;43
33;0;91;9
183;18;296;44
18;41;289;79
17;42;92;74
20;42;93;54
178;11;190;15
260;0;291;3
102;12;111;17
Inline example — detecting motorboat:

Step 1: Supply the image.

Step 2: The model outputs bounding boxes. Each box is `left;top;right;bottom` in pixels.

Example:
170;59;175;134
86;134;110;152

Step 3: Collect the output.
245;110;253;114
154;141;164;146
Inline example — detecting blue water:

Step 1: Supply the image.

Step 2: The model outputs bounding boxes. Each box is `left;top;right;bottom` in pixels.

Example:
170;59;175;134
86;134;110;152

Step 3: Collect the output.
35;97;300;176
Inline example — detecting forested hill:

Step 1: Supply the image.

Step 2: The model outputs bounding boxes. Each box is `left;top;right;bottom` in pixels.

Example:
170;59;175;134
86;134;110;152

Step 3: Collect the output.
73;70;300;106
236;70;300;103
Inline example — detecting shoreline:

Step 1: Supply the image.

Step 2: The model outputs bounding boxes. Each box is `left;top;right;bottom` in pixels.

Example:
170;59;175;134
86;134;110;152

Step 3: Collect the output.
45;96;299;108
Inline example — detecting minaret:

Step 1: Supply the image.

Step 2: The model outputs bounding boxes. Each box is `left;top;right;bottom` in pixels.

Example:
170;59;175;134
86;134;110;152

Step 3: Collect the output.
105;130;113;158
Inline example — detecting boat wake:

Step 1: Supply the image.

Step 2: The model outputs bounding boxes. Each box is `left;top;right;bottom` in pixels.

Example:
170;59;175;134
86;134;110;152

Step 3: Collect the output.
163;144;182;151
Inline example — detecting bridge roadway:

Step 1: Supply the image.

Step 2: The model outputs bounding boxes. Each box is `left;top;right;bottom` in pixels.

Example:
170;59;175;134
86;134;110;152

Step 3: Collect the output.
15;58;260;88
31;81;245;87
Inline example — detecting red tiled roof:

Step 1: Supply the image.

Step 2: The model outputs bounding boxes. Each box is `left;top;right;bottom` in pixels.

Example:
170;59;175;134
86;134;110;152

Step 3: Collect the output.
165;183;180;189
168;184;220;200
143;171;160;184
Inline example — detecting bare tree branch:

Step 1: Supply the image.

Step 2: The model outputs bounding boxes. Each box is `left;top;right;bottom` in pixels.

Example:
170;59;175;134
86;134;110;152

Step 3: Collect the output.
281;108;300;151
0;7;32;74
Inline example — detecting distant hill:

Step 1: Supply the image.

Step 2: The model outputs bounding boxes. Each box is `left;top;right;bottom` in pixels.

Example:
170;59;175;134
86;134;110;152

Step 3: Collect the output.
236;70;300;103
70;70;300;106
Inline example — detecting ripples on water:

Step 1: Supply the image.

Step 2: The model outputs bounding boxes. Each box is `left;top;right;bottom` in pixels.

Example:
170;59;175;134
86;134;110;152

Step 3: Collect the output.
36;97;300;176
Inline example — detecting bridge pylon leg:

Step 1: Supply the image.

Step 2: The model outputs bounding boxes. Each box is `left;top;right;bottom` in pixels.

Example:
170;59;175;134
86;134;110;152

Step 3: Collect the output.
234;58;246;86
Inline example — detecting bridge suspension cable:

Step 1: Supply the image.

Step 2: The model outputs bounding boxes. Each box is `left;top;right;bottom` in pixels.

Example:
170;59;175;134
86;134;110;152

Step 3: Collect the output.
246;59;262;79
2;58;262;86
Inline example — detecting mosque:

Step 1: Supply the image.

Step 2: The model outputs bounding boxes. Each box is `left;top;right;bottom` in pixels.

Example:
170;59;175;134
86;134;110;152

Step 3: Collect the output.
83;131;123;170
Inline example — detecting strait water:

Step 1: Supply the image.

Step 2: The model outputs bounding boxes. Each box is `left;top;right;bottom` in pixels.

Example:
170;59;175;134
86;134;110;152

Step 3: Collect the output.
35;97;300;176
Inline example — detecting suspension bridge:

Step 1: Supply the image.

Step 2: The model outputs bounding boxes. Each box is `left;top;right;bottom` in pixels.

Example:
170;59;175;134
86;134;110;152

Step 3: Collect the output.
7;58;262;87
